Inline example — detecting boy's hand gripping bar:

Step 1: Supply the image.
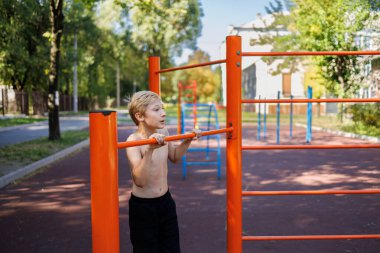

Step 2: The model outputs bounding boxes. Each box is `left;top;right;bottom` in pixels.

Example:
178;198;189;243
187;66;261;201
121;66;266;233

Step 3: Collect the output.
117;127;233;149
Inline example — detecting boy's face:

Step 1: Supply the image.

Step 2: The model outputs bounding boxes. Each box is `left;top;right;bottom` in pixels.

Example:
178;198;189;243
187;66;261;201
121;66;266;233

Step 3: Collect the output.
138;99;166;129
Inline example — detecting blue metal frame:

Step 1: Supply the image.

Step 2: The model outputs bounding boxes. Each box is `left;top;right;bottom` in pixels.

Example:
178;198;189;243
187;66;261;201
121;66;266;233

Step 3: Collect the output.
306;86;313;143
181;103;222;179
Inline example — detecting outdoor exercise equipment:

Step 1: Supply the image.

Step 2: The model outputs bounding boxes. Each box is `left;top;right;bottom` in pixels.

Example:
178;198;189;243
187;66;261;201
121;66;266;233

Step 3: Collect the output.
90;35;380;253
180;103;222;179
258;86;313;143
177;80;197;134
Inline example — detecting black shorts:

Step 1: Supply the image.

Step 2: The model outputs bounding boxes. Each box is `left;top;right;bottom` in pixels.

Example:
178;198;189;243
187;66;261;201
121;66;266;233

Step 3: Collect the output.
129;190;181;253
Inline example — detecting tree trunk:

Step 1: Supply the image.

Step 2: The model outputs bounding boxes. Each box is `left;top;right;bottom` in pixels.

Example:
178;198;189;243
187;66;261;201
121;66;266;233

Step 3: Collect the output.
48;0;64;140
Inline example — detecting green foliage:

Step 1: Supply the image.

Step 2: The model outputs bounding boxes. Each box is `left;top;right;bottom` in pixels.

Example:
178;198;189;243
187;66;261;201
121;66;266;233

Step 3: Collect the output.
348;103;380;128
127;0;203;63
0;0;204;110
0;117;47;128
169;50;221;103
0;0;50;91
255;0;377;97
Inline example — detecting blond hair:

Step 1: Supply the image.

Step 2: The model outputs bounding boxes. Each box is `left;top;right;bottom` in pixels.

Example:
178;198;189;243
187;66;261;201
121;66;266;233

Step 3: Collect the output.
127;91;161;125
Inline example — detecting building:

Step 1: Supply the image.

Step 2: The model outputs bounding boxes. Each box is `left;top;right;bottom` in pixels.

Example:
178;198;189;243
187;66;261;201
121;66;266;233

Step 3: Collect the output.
220;14;307;115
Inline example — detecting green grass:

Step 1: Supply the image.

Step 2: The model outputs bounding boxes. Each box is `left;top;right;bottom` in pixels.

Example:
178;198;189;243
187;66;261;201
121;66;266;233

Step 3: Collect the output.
341;122;380;138
0;117;47;128
0;130;89;176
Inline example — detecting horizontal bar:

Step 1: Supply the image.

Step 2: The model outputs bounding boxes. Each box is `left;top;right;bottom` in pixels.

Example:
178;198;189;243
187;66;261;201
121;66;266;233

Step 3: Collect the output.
188;148;219;152
242;51;380;57
242;98;380;104
242;189;380;196
186;162;218;165
242;144;380;150
242;234;380;241
157;59;226;73
117;127;233;149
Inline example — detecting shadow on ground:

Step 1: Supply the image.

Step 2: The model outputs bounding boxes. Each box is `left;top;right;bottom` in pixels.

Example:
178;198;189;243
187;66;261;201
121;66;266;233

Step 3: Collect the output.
0;124;379;253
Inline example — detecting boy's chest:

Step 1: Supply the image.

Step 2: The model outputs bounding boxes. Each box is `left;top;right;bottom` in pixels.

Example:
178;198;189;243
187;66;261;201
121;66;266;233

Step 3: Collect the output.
140;145;168;162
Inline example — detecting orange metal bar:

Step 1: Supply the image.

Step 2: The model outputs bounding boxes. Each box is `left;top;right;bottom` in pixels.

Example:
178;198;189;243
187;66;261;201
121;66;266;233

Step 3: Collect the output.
177;82;182;134
242;189;380;196
157;59;226;73
242;234;380;241
89;111;120;253
117;127;233;149
242;98;380;104
226;35;243;253
242;144;380;150
149;56;161;95
242;51;380;57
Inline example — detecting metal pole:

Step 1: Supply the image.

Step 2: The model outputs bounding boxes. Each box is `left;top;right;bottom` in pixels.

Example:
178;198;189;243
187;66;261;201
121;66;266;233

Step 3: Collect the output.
257;95;261;141
263;99;267;140
306;86;312;143
290;94;293;139
90;111;120;253
149;56;160;95
226;35;242;253
276;91;280;144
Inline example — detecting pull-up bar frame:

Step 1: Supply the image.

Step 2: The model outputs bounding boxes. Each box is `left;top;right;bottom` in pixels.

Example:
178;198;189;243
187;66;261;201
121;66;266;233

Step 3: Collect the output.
90;35;380;253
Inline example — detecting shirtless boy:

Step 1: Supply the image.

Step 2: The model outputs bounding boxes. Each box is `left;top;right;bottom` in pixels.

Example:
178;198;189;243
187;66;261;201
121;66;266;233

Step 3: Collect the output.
126;91;201;253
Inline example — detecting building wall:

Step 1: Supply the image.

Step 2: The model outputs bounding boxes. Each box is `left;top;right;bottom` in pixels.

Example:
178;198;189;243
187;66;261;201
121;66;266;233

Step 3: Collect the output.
220;16;306;114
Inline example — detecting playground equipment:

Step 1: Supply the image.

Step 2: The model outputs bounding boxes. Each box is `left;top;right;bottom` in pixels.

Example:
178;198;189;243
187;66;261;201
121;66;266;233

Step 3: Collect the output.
180;102;222;179
90;35;380;253
258;86;313;143
177;80;197;134
177;81;222;179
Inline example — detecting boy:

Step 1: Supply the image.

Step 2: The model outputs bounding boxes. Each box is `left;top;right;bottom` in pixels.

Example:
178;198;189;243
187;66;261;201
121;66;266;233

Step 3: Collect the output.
126;91;201;253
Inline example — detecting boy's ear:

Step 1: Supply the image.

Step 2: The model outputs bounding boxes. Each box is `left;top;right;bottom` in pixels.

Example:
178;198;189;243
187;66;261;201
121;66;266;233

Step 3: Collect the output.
135;112;144;122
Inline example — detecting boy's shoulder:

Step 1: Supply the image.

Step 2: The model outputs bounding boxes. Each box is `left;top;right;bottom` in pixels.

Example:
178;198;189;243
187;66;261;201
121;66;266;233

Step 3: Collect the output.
126;131;142;142
126;128;170;142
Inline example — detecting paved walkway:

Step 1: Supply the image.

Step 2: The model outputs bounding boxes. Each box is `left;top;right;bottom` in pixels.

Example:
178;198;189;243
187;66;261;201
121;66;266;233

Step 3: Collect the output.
0;124;379;253
0;117;89;148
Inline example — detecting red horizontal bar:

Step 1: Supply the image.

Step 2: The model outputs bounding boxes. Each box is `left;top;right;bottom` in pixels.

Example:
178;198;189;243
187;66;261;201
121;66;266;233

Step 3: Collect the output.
242;189;380;196
117;127;233;149
242;144;380;150
242;234;380;241
242;98;380;104
157;59;226;74
242;51;380;57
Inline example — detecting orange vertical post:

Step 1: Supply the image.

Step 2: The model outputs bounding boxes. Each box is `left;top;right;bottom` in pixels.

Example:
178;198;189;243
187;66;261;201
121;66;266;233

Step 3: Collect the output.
90;111;120;253
149;56;161;95
177;82;182;134
226;35;242;253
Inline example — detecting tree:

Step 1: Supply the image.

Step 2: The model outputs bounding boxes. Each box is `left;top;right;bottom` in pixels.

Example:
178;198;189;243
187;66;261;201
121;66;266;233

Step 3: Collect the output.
127;0;203;67
47;0;65;140
0;0;50;91
254;0;377;98
171;50;221;103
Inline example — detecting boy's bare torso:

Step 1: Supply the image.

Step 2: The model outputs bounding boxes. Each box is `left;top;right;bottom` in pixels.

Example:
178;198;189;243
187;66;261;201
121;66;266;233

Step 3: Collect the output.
128;129;169;198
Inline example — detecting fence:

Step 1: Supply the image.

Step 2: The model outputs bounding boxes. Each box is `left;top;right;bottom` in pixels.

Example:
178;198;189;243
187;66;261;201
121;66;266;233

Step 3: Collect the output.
0;88;89;115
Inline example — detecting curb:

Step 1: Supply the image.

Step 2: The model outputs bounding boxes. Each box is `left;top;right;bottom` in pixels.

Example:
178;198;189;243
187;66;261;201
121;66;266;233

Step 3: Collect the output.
295;123;380;143
0;138;89;189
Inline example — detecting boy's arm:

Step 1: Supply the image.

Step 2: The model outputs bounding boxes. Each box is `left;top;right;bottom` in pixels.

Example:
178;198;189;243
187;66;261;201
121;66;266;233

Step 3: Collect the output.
126;134;165;187
167;128;201;163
